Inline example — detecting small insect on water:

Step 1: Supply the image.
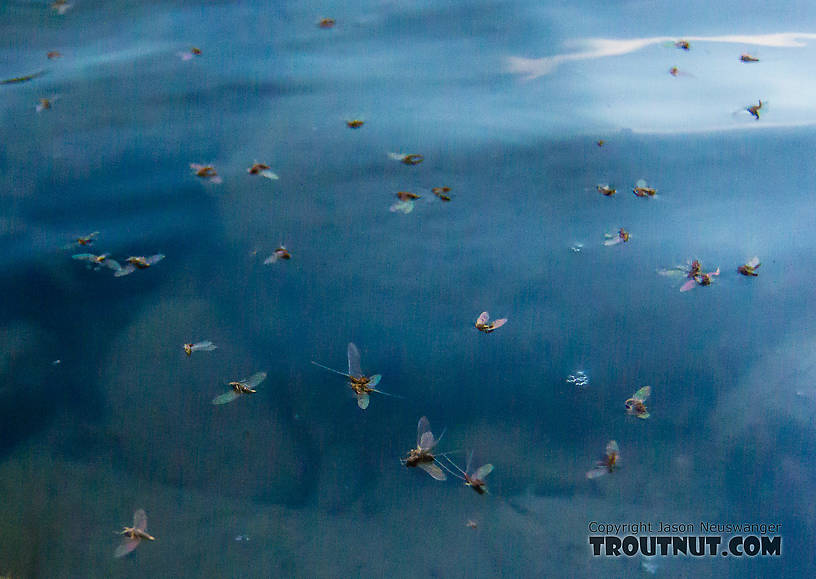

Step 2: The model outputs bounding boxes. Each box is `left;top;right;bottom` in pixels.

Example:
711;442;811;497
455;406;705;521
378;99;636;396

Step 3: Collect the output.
400;416;448;481
475;312;507;333
346;119;365;129
740;53;760;63
212;372;267;405
389;192;421;214
586;440;620;479
679;265;719;292
114;254;165;277
247;162;278;180
63;231;99;249
632;179;657;198
51;0;73;15
114;509;155;558
190;163;223;184
738;256;761;276
318;17;336;29
431;187;452;201
177;47;202;61
72;253;122;273
603;228;630;246
388;152;424;165
264;246;291;264
183;341;216;356
311;343;399;409
597;185;616;196
444;451;494;495
625;386;651;419
746;100;763;120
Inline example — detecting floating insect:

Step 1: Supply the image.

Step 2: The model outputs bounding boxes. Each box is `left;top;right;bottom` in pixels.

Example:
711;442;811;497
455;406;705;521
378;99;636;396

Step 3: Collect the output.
603;228;630;246
0;71;45;85
674;40;690;50
625;386;651;419
566;370;589;387
740;53;760;63
475;311;507;333
632;179;657;197
596;140;605;147
746;100;762;120
597;185;616;196
389;191;421;214
388;152;424;165
346;119;365;129
445;451;494;495
177;47;202;61
36;98;54;113
657;259;700;280
569;243;584;253
183;341;216;356
400;416;448;481
466;520;478;529
63;231;99;248
47;51;62;60
51;0;73;15
311;343;398;409
114;254;165;277
668;66;694;78
431;187;452;201
318;17;336;28
212;371;267;405
738;256;761;276
247;162;278;180
264;246;291;264
586;440;620;479
680;266;719;292
190;163;222;184
72;253;122;273
114;509;155;558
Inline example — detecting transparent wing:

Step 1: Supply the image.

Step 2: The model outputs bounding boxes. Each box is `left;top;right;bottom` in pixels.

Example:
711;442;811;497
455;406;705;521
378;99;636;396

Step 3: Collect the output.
114;264;136;277
72;253;97;262
746;256;760;268
133;509;147;532
191;341;216;352
356;393;370;409
114;537;140;558
145;254;165;266
656;266;686;278
603;237;622;246
389;200;415;214
418;461;447;481
264;254;279;264
472;463;494;480
635;179;648;188
586;466;608;479
368;374;382;388
388;152;407;161
242;372;267;389
417;416;431;447
476;312;489;325
347;343;362;378
491;318;507;330
679;279;697;292
259;169;278;180
636;411;651;420
633;386;651;402
419;431;437;451
212;391;240;405
606;440;620;456
103;259;122;272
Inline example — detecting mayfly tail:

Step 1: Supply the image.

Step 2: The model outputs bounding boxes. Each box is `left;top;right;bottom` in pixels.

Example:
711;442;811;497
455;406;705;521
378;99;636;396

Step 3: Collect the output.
310;361;350;378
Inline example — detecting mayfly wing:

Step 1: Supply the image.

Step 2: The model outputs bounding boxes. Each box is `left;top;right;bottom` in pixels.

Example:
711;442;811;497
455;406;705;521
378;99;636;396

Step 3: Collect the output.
633;386;651;402
635;179;648;189
491;318;507;330
476;312;489;326
347;342;363;378
72;253;97;262
472;463;494;480
133;509;147;532
114;537;140;558
586;465;608;479
419;431;437;451
114;264;136;277
212;391;240;405
603;236;622;246
679;279;697;292
417;416;431;447
606;440;620;457
243;372;267;389
145;254;165;266
368;374;382;388
264;254;279;264
356;393;370;409
418;460;447;481
103;259;122;272
191;341;216;352
746;256;760;268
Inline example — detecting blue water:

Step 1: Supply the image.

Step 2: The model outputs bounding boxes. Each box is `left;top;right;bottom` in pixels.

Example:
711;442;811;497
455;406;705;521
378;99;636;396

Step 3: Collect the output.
1;1;815;577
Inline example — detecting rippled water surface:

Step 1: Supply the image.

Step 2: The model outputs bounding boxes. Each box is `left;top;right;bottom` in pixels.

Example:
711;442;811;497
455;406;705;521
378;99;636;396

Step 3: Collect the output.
1;1;815;577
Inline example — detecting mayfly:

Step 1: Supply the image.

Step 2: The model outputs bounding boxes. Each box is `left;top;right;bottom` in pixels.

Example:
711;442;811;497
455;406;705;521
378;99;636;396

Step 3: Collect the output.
183;341;216;356
114;509;155;558
444;450;494;494
400;416;448;481
475;312;507;333
625;386;651;419
586;440;620;479
738;256;760;276
212;371;267;405
311;343;398;409
72;253;122;273
114;254;165;277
